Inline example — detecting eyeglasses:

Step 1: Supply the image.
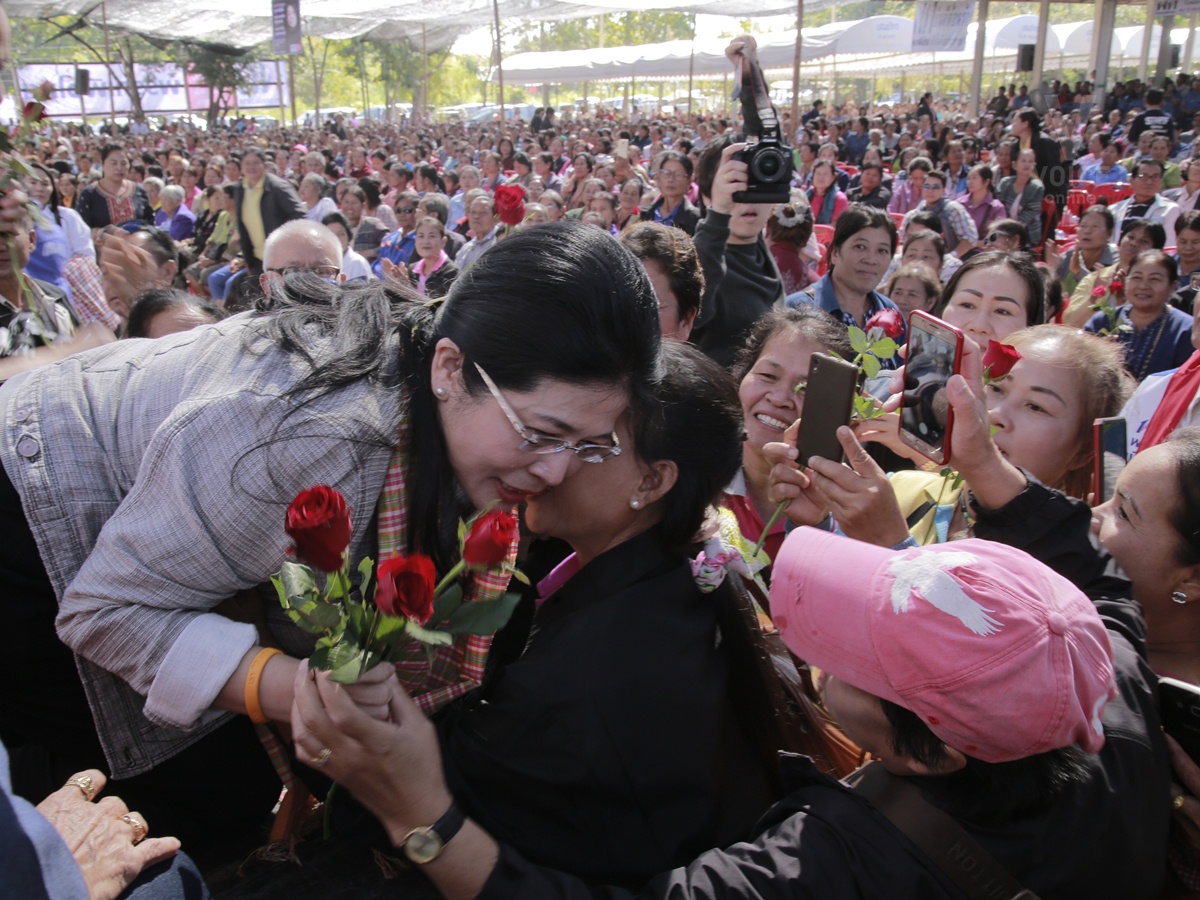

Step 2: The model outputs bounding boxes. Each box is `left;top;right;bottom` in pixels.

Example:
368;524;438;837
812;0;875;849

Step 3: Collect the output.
1134;173;1162;181
473;363;621;463
266;264;341;278
921;182;944;191
397;206;417;214
983;232;1011;244
657;169;689;181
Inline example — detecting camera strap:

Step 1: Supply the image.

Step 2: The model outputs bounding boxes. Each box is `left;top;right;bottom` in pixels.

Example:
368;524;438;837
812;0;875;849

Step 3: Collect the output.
732;43;779;141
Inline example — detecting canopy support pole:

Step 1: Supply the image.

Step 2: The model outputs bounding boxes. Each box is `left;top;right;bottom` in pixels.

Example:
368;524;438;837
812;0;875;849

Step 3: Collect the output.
1155;14;1175;86
688;14;696;120
1031;0;1050;93
1091;0;1118;113
1186;14;1198;71
791;0;802;135
102;1;117;125
422;24;429;124
493;0;505;122
968;0;989;119
1139;0;1154;82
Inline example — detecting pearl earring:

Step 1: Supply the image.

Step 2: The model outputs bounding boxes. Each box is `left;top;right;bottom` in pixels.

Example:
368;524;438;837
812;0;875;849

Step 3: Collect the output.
1173;590;1189;605
630;499;640;509
435;387;446;397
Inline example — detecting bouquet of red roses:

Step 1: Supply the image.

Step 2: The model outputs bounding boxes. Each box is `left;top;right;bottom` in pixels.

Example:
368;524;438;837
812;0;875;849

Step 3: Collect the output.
272;485;524;683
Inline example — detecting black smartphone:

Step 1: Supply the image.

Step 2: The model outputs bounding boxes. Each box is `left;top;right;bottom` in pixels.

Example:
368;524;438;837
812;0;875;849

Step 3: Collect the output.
795;352;858;465
1092;417;1127;506
1160;677;1200;767
898;311;964;465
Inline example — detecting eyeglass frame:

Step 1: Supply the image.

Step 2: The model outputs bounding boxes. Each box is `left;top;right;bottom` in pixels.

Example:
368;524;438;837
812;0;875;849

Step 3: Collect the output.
472;362;621;463
265;264;342;278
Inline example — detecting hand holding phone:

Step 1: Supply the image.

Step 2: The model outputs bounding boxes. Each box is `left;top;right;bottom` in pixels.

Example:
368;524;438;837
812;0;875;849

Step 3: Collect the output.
898;311;965;465
1161;677;1200;769
795;353;858;466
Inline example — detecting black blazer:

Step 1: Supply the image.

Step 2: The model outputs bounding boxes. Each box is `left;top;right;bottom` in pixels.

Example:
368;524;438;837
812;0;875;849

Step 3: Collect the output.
233;173;307;268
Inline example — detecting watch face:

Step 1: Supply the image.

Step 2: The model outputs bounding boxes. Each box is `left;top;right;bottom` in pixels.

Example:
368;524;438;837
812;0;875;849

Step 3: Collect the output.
404;827;444;864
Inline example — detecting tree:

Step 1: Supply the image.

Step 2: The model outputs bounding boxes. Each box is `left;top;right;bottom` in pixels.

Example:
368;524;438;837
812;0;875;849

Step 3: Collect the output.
176;43;256;129
512;12;694;54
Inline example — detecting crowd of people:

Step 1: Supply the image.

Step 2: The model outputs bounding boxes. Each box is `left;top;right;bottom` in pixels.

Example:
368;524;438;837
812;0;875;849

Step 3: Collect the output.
5;9;1200;897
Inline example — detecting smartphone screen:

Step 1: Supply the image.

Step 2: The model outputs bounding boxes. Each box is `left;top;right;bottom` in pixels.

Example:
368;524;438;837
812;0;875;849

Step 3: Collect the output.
1093;417;1127;505
899;312;964;465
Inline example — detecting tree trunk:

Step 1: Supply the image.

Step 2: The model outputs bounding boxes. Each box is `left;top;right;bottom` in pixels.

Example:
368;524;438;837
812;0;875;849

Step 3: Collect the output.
118;38;144;121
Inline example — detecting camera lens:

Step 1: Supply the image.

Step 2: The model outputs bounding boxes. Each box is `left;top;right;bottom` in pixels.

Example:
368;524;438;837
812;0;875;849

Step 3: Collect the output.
751;148;786;183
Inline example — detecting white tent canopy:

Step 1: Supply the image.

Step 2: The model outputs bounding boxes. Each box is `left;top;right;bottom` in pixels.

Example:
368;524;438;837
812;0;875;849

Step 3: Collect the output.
6;0;839;52
497;13;1199;85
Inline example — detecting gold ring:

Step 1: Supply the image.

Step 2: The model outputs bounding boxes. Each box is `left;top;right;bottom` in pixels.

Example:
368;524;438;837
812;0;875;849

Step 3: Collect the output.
314;748;332;766
65;775;96;802
120;814;147;845
1174;794;1186;811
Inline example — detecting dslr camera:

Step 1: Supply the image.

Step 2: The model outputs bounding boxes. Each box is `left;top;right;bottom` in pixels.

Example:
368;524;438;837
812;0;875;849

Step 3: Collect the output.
732;46;794;205
733;129;794;205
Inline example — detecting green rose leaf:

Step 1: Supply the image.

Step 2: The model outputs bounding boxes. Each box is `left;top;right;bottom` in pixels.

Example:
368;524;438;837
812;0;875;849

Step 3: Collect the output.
848;326;869;354
404;622;455;646
871;337;898;359
444;593;522;636
861;354;882;379
278;560;320;606
429;582;464;627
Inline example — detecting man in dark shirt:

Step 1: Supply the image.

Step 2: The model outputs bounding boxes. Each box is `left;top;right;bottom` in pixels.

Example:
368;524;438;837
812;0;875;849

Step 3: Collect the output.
1129;88;1177;145
847;160;892;209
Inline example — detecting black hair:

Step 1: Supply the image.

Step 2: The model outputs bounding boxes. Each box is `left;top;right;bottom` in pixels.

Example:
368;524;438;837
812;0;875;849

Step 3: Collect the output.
731;305;852;386
1082;204;1116;234
356;177;382;209
255;221;662;570
29;162;63;227
1035;262;1065;322
830;204;898;258
1166;427;1200;567
695;132;738;201
1130;248;1178;285
881;699;1092;824
99;142;125;164
126;288;224;338
985;217;1032;249
130;225;179;270
936;250;1046;326
1120;218;1167;248
320;211;352;239
1132;158;1164;179
620;222;704;324
908;210;943;235
653;149;693;178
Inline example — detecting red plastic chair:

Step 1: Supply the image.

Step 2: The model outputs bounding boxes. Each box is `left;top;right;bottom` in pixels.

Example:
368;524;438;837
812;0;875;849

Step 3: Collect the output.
1095;183;1133;204
1070;180;1096;192
814;224;835;276
889;212;907;230
1067;189;1092;217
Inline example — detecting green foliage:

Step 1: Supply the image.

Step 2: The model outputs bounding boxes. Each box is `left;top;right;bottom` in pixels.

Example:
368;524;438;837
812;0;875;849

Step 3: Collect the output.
512;12;694;53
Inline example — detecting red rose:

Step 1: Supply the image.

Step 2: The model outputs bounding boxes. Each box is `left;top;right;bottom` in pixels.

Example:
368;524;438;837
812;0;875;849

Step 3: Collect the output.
462;508;518;568
493;184;526;227
285;485;352;572
21;101;48;123
1109;279;1124;295
1091;284;1108;299
981;340;1022;381
865;308;904;339
375;554;437;624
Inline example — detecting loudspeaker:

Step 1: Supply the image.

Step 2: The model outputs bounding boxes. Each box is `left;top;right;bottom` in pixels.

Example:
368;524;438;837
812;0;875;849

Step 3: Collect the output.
75;68;89;95
1171;44;1182;69
1017;44;1035;73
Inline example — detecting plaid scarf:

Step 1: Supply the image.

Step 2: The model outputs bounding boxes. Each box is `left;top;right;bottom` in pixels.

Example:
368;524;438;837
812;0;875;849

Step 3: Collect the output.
378;400;517;713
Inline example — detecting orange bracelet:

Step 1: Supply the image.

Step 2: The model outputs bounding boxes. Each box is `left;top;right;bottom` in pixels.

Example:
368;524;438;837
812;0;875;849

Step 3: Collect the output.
244;647;283;724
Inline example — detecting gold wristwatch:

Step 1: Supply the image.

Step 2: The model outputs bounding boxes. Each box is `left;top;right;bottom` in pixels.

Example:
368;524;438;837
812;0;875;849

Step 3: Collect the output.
401;803;465;865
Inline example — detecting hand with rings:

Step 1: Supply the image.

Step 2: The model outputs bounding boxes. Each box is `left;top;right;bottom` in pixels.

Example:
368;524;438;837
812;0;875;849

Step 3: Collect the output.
35;768;181;900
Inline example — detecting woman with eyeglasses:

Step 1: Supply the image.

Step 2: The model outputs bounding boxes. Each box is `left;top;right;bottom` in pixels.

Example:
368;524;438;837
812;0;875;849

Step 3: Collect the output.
995;147;1046;247
981;217;1032;254
0;222;661;856
420;342;794;888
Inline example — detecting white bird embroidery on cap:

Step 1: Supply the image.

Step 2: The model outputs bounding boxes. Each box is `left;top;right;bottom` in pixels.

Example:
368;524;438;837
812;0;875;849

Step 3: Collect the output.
888;551;1002;636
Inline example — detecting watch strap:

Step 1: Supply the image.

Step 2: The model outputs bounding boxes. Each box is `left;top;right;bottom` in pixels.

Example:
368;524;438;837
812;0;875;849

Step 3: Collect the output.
430;802;465;847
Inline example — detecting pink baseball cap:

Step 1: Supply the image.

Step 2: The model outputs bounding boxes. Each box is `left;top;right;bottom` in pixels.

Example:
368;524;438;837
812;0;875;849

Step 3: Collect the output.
771;528;1116;763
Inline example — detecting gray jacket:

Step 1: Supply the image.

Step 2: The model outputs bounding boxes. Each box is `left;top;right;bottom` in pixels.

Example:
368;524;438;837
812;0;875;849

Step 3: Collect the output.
0;314;402;776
